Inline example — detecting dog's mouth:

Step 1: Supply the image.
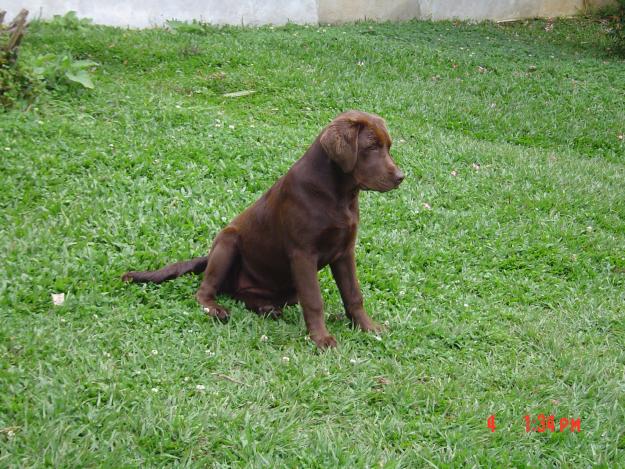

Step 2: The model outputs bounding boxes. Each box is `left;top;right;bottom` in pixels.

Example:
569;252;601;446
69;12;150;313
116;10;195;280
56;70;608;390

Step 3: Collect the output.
360;178;403;192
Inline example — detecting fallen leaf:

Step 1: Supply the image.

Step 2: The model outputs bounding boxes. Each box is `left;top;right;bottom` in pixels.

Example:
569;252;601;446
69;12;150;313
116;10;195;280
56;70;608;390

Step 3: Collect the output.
223;90;256;98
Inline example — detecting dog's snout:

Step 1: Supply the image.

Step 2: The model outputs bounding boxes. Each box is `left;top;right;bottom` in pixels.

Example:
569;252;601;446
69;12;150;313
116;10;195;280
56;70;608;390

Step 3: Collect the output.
393;169;405;185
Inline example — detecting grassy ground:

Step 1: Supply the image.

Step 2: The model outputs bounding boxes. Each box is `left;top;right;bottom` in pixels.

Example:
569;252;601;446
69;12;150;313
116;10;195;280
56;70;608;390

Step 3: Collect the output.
1;16;625;467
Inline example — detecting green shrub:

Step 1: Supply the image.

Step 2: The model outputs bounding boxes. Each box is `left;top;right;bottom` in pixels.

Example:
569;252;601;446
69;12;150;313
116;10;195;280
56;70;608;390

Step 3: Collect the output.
166;19;210;35
1;52;98;110
48;11;93;31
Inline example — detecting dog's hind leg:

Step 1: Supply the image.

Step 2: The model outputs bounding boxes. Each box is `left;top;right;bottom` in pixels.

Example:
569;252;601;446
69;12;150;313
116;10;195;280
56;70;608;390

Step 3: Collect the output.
196;226;239;322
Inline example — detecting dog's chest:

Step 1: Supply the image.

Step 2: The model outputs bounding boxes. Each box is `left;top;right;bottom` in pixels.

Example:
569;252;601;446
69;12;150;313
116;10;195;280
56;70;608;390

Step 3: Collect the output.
315;207;358;266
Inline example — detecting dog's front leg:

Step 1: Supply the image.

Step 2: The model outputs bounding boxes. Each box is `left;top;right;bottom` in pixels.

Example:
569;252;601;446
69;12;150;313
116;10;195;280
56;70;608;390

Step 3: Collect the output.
330;251;382;333
289;251;337;349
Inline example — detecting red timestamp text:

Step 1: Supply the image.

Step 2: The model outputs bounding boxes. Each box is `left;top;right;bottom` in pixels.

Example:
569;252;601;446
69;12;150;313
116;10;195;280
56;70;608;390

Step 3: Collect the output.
524;414;581;433
486;414;581;433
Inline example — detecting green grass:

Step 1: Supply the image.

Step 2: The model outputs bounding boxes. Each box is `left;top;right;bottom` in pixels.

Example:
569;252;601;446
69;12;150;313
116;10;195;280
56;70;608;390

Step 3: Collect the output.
1;17;625;467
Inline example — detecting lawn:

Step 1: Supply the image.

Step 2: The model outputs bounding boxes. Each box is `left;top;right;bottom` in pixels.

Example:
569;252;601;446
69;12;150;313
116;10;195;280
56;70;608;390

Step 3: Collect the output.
1;16;625;467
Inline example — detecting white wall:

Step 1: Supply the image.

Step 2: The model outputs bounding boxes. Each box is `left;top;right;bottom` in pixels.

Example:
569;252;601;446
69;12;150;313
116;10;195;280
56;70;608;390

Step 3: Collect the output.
2;0;614;27
3;0;319;27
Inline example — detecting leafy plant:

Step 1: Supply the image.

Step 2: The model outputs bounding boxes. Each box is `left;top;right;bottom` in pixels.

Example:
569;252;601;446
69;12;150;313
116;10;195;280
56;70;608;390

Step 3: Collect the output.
0;60;41;109
48;11;93;31
30;53;98;89
607;0;625;52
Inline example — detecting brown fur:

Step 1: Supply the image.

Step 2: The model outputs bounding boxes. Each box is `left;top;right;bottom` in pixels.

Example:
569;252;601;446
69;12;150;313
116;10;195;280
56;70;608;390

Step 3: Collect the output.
122;110;404;348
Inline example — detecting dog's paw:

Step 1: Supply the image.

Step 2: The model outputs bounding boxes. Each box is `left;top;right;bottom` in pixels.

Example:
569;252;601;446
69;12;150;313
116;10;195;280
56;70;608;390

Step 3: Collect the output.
311;334;338;349
202;305;230;322
358;320;385;334
121;272;135;282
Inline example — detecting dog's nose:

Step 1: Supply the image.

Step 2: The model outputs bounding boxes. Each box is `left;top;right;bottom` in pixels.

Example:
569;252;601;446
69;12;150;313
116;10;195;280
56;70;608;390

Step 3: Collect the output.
394;170;405;185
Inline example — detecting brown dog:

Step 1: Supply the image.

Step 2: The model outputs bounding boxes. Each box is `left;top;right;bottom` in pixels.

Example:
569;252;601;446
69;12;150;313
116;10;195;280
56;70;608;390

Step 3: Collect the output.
123;110;404;348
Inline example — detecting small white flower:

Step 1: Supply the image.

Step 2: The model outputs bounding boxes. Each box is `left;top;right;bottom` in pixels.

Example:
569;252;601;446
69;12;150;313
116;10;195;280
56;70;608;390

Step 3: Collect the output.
228;124;235;129
52;293;65;306
373;335;382;342
93;314;98;319
586;226;593;232
184;376;190;382
206;349;215;357
7;430;15;438
260;335;268;342
59;318;66;323
151;387;159;393
472;163;481;171
451;170;458;177
282;356;290;363
422;202;432;210
464;303;469;308
151;349;158;356
103;352;111;358
196;384;206;391
350;358;358;364
383;320;390;326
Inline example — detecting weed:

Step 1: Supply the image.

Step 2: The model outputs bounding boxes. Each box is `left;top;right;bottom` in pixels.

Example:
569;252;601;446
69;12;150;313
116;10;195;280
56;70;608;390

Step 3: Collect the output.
30;52;98;89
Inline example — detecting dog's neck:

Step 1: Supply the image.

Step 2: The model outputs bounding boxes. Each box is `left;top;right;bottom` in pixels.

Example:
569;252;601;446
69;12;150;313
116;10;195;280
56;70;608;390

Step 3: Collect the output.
292;139;360;203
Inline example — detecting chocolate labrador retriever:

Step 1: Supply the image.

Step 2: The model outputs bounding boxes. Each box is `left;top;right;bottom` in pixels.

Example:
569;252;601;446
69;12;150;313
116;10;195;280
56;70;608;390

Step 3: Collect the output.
123;110;404;348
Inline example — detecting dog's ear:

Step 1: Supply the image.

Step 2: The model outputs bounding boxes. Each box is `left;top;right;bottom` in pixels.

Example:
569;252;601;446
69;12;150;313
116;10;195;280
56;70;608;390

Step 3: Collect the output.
320;117;361;173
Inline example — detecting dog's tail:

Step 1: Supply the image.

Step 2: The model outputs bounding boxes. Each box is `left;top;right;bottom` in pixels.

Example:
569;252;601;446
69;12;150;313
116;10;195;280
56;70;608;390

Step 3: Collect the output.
122;256;208;284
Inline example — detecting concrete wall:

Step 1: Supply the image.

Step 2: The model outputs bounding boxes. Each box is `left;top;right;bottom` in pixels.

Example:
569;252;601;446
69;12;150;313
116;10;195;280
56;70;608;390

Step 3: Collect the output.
318;0;613;23
2;0;614;27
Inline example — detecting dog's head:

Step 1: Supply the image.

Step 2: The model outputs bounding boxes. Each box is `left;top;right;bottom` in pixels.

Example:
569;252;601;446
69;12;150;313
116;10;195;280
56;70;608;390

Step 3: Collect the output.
320;110;404;192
